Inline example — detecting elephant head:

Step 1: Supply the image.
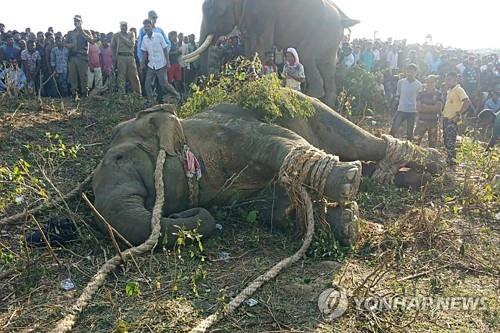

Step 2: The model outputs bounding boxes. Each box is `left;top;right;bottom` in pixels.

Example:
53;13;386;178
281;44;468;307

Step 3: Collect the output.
110;105;185;157
201;0;241;38
182;0;243;72
92;106;216;246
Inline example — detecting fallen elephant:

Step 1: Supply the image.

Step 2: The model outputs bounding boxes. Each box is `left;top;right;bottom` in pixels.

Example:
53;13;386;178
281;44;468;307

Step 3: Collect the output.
92;96;445;248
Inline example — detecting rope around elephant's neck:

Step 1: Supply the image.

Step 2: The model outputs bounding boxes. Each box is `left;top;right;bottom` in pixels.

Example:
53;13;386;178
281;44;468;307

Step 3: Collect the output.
188;147;339;333
50;150;167;333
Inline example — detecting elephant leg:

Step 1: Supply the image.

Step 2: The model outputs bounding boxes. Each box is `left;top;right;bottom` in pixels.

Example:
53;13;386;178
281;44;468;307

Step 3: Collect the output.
265;184;361;246
363;162;433;189
280;93;388;162
326;202;360;247
246;32;273;60
298;49;324;99
319;55;338;108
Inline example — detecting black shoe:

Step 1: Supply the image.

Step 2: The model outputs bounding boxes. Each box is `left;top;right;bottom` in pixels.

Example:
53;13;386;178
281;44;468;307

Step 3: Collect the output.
26;218;77;247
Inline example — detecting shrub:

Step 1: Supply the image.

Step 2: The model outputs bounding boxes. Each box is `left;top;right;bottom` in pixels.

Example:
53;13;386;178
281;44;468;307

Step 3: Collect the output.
335;65;385;118
180;57;314;122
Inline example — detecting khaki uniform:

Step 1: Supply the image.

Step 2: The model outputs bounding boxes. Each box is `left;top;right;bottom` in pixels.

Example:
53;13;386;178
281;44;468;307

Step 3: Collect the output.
66;29;92;95
111;32;141;95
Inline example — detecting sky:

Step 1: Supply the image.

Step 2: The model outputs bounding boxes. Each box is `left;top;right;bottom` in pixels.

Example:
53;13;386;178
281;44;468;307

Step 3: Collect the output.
1;0;498;50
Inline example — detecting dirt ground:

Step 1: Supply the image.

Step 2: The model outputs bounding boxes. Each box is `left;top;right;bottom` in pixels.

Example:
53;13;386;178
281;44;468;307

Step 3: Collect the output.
0;95;498;333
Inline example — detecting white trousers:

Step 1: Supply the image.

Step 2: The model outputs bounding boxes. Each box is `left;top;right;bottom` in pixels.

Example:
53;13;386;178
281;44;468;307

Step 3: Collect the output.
87;67;103;90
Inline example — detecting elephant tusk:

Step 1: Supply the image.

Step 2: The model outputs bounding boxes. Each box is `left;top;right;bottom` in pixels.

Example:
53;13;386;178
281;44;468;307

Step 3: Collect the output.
182;34;214;61
183;54;200;63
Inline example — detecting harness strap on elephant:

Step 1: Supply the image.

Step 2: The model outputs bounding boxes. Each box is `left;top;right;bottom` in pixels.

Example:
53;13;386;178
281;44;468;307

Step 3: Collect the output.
189;147;341;333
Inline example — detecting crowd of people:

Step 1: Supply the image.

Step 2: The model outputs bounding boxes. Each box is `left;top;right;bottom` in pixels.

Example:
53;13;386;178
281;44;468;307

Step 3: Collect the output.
338;37;499;108
337;37;499;163
0;12;310;100
0;11;202;101
1;13;499;158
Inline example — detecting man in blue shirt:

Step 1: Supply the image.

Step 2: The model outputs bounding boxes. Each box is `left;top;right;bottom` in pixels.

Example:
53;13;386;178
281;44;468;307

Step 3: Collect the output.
0;59;27;96
136;10;170;63
50;36;69;96
1;34;21;64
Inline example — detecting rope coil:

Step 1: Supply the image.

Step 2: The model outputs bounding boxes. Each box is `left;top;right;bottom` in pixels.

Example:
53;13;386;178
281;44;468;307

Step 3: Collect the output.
189;146;340;332
372;134;426;184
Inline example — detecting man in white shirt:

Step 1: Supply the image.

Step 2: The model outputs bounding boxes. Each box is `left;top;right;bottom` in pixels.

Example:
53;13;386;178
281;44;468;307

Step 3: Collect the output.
386;45;399;71
140;19;180;101
389;64;422;140
341;47;355;68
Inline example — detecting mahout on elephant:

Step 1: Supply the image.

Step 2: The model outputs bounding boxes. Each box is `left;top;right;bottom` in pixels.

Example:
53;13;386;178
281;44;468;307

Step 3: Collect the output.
182;0;359;107
92;92;444;249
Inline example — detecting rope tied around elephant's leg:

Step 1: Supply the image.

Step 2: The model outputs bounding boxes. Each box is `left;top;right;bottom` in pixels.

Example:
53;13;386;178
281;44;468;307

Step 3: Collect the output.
189;147;341;333
372;134;427;184
51;150;167;333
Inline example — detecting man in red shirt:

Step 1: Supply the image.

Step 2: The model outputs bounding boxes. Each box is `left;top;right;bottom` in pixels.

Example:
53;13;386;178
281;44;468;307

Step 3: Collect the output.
87;32;103;91
167;31;182;92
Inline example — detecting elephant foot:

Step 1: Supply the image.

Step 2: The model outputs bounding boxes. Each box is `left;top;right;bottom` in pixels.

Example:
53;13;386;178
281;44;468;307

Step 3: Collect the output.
324;161;362;204
326;202;360;247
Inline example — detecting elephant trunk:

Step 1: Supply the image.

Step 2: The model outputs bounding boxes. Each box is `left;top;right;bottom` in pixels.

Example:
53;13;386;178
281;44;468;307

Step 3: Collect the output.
94;188;216;247
92;153;216;247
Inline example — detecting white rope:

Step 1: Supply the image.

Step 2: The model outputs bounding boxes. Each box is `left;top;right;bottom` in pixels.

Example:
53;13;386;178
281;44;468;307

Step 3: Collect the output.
189;147;340;332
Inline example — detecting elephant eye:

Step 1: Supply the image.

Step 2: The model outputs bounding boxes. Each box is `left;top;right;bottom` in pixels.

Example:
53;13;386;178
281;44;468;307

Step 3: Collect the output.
116;155;123;161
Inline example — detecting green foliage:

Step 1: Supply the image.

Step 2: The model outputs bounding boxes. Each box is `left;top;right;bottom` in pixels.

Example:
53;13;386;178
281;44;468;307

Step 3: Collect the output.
308;227;349;260
180;57;315;122
446;134;499;218
0;249;15;266
125;281;141;297
0;132;82;207
170;221;207;296
335;65;385;118
242;210;258;223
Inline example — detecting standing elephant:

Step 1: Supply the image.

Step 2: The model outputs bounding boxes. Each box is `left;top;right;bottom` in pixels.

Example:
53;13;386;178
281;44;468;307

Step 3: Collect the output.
183;0;359;107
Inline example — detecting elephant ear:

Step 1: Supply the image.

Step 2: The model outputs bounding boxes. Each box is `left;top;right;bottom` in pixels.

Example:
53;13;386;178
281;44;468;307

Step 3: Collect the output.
149;113;186;156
